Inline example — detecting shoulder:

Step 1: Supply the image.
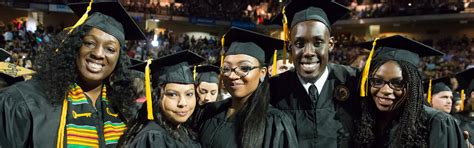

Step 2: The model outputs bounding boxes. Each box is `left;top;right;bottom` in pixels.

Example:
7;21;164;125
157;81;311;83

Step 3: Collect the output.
1;80;40;108
328;63;360;79
424;106;458;125
266;106;294;124
269;70;296;85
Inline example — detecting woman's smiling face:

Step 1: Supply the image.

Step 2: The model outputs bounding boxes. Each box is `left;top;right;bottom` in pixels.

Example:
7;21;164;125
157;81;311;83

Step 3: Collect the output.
76;28;120;84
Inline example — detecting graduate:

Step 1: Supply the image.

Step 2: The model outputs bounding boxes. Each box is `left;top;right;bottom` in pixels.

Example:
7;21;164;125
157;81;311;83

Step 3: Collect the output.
269;0;361;147
119;50;204;147
424;76;454;113
193;27;298;148
452;92;462;113
195;64;221;105
354;35;466;147
267;49;294;77
450;68;474;145
0;1;145;147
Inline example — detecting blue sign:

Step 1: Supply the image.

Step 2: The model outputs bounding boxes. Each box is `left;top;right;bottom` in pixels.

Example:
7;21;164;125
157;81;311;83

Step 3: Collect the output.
189;17;216;26
231;21;256;30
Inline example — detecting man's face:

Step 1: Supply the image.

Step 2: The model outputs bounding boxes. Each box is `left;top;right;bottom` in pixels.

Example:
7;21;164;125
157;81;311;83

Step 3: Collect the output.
290;21;333;82
431;91;453;113
268;59;294;76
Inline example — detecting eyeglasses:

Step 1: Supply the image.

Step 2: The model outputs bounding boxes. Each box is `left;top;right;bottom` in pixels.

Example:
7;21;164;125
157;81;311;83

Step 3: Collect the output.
221;66;259;78
369;77;405;91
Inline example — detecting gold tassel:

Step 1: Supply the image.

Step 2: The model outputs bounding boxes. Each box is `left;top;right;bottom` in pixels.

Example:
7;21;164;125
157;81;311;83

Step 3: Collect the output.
220;34;226;69
282;6;289;64
145;59;154;120
461;89;465;111
193;65;197;81
64;0;94;34
427;79;432;104
272;50;278;76
56;99;68;148
360;38;379;97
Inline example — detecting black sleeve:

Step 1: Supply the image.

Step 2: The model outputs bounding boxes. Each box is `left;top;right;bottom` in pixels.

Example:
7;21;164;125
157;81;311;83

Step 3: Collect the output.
263;109;298;148
0;88;33;147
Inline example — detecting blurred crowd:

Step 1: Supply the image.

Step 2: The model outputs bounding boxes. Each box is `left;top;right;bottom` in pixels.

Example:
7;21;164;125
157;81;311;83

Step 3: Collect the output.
123;1;467;23
2;23;473;81
349;1;465;19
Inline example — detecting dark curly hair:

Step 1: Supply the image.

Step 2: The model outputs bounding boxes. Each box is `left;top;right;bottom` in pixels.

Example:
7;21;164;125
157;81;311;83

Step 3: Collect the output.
354;59;429;147
119;84;198;145
34;25;138;119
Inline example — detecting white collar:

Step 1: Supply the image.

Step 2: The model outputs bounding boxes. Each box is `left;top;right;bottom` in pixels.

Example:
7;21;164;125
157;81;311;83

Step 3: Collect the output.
297;66;329;95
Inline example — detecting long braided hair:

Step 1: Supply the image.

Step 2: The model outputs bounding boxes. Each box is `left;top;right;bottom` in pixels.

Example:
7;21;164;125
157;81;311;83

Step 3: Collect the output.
355;59;429;147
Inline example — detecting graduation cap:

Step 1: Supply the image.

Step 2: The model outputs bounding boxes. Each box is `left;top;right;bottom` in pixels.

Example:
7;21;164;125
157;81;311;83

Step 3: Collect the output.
0;62;35;86
68;1;146;47
271;0;350;28
452;68;474;111
195;65;220;84
222;27;284;67
129;50;205;120
130;58;144;66
423;76;452;104
0;48;11;61
359;35;445;97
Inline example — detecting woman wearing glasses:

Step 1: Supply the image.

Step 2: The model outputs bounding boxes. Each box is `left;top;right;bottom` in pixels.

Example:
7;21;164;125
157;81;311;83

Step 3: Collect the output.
354;36;465;148
193;27;297;148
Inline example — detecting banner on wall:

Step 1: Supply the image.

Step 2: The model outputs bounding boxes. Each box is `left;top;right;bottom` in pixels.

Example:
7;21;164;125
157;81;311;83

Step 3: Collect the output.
231;20;256;30
189;16;215;26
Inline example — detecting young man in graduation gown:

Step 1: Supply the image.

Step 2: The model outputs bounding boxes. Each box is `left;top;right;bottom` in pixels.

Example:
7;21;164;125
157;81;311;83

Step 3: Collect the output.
269;1;361;147
425;77;454;113
0;2;145;147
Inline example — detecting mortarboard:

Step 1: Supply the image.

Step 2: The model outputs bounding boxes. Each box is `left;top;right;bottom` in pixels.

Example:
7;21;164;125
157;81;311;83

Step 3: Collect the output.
0;62;35;86
359;35;445;97
130;50;205;120
195;65;220;84
0;48;11;61
68;1;146;47
130;58;144;66
271;0;350;29
223;27;284;66
358;35;445;66
452;68;474;111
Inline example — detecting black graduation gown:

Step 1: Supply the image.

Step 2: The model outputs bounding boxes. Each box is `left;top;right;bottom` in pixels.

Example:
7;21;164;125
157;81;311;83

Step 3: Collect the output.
269;63;361;148
125;121;201;148
371;106;466;148
452;111;474;144
196;99;298;148
0;80;126;148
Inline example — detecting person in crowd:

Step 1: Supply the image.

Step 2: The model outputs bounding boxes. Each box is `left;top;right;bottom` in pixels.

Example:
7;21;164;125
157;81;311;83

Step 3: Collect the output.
267;49;294;77
195;64;221;105
450;68;474;146
354;35;466;147
452;92;462;113
120;50;204;147
0;2;144;147
194;27;298;148
269;0;361;147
